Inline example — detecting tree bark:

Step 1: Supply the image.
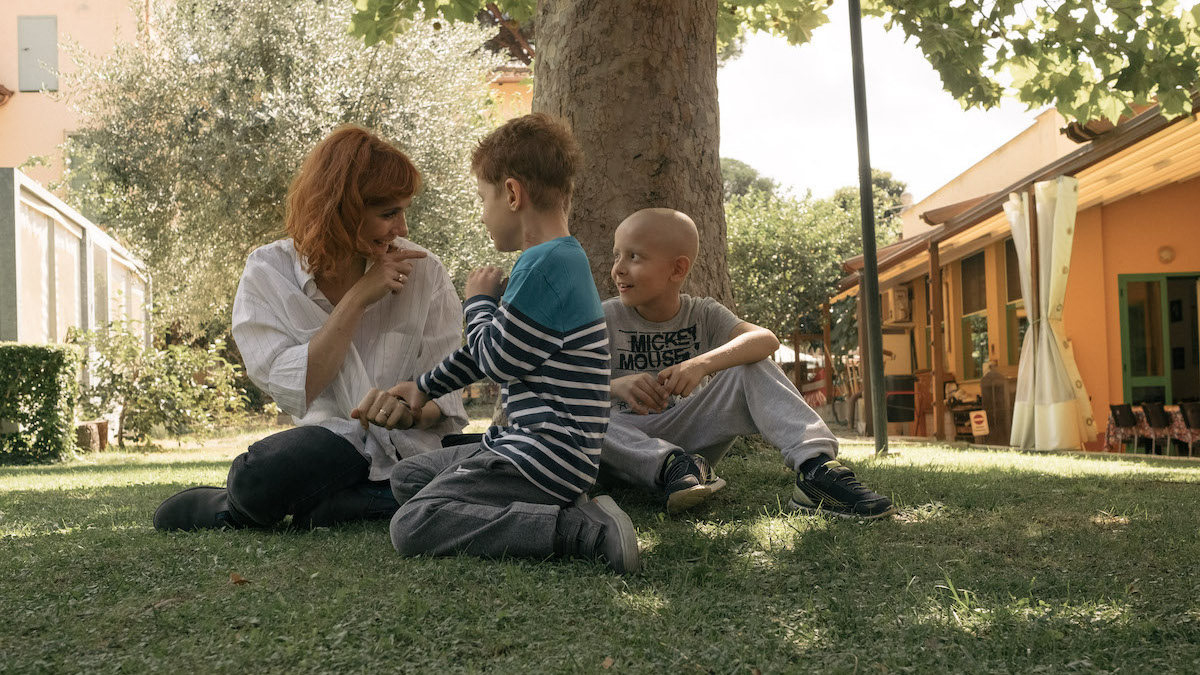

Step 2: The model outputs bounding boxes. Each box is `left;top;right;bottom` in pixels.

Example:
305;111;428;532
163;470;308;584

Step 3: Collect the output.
532;0;733;306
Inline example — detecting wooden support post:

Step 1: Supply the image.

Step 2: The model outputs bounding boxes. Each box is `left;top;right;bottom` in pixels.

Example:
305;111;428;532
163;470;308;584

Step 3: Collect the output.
1027;187;1040;333
822;303;834;401
857;285;873;436
929;241;946;440
790;330;802;390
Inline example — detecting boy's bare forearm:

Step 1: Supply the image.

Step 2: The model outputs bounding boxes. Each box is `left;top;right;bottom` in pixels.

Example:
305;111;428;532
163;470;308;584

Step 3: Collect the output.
693;328;780;377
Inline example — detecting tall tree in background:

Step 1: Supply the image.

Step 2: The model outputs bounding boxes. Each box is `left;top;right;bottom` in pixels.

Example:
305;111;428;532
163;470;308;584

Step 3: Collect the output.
351;0;1200;303
64;0;507;334
726;168;905;337
721;158;781;200
831;169;907;240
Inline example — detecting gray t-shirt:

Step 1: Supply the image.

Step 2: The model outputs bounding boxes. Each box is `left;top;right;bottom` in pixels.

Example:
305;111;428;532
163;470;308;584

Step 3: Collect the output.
604;295;744;399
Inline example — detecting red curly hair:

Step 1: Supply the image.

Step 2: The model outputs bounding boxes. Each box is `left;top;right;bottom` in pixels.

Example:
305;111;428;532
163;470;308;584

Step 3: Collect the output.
286;125;421;279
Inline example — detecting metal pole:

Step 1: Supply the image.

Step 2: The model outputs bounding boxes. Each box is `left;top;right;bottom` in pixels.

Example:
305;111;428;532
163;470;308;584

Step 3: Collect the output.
847;0;888;455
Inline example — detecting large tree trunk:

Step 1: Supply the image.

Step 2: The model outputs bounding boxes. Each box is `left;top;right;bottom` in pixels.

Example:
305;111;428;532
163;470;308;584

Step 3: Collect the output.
532;0;733;306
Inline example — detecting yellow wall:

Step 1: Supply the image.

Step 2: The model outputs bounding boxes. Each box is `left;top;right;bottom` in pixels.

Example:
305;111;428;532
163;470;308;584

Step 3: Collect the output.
0;1;142;189
1064;175;1200;450
901;109;1080;239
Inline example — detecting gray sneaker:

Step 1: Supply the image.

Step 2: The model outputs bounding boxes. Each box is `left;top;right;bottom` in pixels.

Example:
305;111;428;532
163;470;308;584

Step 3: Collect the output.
556;495;641;574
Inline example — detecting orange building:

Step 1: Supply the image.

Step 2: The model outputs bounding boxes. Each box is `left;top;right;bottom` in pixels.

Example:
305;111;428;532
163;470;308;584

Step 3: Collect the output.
834;104;1200;452
0;1;145;189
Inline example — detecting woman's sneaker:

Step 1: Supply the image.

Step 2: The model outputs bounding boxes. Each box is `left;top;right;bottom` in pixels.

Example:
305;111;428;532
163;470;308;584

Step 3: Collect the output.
788;459;895;520
153;486;242;531
662;452;727;514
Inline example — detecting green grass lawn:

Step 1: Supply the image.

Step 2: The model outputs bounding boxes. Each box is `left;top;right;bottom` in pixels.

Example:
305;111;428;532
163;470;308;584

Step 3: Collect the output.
3;426;1200;673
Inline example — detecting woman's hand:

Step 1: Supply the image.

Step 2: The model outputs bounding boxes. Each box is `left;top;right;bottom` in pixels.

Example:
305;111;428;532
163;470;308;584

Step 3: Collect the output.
611;374;670;414
351;382;431;431
464;266;506;300
351;247;428;309
353;386;415;431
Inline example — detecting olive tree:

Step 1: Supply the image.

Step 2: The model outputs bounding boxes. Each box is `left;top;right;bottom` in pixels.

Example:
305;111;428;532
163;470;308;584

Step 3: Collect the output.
63;0;509;333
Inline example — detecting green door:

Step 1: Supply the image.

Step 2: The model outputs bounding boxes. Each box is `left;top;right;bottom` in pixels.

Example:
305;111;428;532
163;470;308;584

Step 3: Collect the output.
1119;274;1171;404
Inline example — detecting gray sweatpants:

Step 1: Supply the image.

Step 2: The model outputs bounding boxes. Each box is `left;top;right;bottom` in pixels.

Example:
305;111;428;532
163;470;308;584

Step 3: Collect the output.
390;443;567;559
602;359;838;491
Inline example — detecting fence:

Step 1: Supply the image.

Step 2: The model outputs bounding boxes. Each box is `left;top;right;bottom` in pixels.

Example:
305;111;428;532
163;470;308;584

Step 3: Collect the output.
0;168;150;345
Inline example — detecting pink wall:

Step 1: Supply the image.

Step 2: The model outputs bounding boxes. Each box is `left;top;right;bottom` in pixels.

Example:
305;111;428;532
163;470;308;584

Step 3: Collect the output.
0;1;141;188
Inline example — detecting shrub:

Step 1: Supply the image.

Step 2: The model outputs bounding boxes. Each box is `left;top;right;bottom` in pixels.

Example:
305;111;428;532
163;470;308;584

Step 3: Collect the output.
71;322;247;446
0;343;83;464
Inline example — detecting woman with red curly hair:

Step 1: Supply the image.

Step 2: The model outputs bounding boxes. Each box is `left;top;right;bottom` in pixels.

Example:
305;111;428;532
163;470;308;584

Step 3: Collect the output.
154;125;468;531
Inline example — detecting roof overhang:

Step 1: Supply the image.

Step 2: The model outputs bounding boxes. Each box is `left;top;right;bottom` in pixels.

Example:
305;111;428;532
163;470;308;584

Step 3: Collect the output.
836;99;1200;297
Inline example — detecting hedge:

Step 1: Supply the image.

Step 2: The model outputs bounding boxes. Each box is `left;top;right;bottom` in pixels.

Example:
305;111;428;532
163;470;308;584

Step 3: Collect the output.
0;342;83;464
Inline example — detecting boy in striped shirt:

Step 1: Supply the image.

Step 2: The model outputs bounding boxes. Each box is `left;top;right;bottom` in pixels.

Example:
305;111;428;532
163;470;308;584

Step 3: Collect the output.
353;114;639;573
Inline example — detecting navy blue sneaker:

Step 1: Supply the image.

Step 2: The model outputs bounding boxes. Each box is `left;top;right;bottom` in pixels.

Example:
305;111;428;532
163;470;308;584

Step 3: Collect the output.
662;452;727;514
788;460;895;520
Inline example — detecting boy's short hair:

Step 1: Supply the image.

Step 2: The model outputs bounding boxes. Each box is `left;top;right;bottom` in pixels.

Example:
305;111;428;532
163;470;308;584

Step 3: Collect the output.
472;113;583;212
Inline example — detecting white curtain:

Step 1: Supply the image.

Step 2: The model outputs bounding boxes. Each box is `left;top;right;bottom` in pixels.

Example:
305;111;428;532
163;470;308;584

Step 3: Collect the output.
1004;176;1098;450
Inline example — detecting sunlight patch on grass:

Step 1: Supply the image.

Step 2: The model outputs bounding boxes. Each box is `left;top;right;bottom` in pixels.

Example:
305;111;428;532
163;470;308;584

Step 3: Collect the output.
738;510;830;555
611;587;667;615
895;501;950;523
1089;510;1131;529
0;464;230;492
839;442;1200;484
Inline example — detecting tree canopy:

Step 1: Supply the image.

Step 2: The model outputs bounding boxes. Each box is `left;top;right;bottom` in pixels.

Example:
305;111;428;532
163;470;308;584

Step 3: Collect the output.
64;0;510;334
721;158;781;200
350;0;1200;124
725;169;905;337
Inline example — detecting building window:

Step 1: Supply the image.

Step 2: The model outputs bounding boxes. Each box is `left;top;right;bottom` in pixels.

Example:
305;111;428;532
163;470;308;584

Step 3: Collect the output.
18;16;58;93
1004;239;1029;366
960;252;988;379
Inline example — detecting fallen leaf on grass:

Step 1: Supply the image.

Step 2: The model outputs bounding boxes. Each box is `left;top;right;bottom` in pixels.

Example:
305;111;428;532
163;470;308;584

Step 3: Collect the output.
601;657;614;669
230;572;251;586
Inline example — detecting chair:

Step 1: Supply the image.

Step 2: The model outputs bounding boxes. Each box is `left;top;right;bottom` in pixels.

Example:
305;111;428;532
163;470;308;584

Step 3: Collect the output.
1141;402;1172;455
1108;404;1139;453
1177;403;1200;458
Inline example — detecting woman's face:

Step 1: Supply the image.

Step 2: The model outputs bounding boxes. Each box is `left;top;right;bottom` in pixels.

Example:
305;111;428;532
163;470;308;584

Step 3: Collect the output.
358;196;413;259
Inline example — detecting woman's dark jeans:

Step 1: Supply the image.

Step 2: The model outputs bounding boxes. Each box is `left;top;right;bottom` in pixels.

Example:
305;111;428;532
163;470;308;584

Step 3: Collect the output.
226;426;398;528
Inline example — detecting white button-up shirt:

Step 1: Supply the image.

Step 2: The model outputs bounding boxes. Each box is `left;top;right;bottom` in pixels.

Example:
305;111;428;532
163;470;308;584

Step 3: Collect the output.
231;238;467;481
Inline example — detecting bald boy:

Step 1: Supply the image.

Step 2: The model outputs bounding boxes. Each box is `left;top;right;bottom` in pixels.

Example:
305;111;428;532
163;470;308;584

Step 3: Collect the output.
603;208;895;518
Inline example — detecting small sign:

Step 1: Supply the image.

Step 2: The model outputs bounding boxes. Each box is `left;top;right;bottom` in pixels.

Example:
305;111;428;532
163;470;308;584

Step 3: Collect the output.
970;410;989;437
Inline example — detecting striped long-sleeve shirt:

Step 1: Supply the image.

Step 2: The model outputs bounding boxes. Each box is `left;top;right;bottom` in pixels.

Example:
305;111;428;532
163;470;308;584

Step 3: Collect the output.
417;236;611;502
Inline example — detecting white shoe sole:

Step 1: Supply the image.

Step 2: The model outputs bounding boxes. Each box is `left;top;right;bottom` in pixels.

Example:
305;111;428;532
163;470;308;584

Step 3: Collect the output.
665;476;728;514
